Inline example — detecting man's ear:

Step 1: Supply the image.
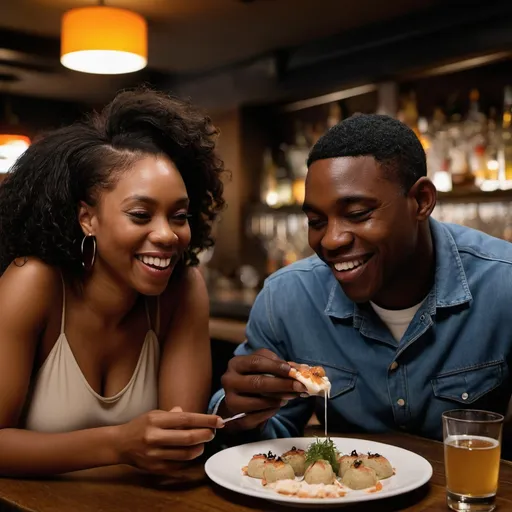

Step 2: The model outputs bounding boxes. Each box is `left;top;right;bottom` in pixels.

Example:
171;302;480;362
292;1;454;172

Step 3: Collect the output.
78;201;96;236
408;177;437;221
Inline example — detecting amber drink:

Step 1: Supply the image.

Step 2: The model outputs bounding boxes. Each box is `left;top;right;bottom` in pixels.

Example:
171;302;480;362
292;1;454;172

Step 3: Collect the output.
443;410;503;512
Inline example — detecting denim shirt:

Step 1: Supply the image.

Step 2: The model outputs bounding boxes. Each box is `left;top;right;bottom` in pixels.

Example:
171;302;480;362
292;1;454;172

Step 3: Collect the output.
210;219;512;454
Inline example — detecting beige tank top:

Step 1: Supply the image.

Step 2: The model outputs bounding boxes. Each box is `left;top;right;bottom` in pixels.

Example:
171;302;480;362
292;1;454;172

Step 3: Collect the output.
21;283;160;433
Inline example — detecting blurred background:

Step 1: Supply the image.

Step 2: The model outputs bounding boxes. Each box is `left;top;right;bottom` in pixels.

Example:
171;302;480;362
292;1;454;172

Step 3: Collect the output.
2;0;512;388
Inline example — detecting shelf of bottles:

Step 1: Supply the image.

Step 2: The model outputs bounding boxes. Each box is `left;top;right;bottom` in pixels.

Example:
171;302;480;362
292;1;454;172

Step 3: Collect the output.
246;82;512;275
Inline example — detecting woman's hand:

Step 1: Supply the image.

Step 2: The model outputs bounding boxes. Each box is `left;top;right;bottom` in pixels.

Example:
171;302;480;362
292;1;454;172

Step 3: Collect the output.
115;406;223;475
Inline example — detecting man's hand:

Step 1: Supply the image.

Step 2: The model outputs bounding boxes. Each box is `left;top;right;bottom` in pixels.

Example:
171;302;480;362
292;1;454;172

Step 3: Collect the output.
220;349;306;431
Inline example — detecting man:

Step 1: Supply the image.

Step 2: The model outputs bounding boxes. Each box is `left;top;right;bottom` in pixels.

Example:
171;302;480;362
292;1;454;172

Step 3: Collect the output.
211;114;512;453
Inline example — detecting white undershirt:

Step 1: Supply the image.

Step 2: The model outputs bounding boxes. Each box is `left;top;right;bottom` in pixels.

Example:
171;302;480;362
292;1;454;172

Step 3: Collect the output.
370;300;425;342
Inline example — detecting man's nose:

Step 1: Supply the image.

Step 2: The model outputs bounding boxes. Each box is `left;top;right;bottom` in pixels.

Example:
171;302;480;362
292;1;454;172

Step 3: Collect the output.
321;221;354;251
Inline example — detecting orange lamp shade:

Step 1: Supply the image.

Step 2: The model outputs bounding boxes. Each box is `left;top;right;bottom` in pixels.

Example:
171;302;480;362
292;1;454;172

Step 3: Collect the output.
61;6;147;75
0;134;30;146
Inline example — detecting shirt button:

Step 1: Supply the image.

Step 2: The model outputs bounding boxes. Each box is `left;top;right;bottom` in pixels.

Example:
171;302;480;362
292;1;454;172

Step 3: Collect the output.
397;398;406;407
390;361;399;371
461;392;469;400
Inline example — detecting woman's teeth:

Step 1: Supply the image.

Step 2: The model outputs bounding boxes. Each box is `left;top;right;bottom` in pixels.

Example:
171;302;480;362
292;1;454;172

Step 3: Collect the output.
334;259;365;272
136;255;172;269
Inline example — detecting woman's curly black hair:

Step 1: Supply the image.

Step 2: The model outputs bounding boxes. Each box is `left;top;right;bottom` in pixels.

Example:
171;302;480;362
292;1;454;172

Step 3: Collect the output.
0;87;226;276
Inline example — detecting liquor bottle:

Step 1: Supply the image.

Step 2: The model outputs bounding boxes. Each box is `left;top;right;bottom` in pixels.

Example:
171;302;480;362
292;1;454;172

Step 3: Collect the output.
486;108;500;182
448;126;472;187
326;102;342;129
274;144;294;206
398;91;420;137
466;90;488;187
260;148;278;207
501;86;512;182
286;122;309;204
470;144;487;187
467;89;485;124
431;129;453;192
418;117;433;177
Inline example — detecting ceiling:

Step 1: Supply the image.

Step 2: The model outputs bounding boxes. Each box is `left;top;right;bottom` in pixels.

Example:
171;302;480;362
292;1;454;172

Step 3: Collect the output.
0;0;444;103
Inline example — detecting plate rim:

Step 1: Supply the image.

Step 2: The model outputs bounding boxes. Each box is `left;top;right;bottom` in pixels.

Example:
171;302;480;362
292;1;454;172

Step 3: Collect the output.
204;436;434;505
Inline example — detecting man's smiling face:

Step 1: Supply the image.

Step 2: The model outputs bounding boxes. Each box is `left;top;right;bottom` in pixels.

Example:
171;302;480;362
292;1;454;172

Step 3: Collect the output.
304;155;420;304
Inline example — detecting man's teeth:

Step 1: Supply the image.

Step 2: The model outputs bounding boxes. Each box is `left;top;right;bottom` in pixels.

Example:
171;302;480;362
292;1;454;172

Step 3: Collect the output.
136;255;172;269
334;259;365;272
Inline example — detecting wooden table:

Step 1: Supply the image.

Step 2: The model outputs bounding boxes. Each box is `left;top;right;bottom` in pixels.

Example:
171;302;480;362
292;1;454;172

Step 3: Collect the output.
1;431;512;511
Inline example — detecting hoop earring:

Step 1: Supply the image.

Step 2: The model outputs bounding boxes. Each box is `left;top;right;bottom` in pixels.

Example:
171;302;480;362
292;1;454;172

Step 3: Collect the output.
81;233;97;271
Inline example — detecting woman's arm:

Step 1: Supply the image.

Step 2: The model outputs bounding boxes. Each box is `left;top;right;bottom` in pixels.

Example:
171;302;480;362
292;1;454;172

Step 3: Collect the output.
0;428;120;476
0;259;120;476
158;267;212;413
0;260;220;477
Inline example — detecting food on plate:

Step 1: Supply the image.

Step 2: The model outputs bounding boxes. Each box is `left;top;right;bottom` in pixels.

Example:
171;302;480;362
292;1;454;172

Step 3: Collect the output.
274;480;346;498
246;453;269;479
241;439;392;499
305;437;340;474
338;450;363;477
361;452;394;479
304;459;335;485
341;459;378;490
300;483;345;499
273;479;301;495
281;447;306;476
288;363;331;396
262;458;295;485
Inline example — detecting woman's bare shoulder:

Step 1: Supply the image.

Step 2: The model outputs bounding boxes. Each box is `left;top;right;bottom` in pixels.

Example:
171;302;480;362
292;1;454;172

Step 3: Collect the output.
0;257;61;304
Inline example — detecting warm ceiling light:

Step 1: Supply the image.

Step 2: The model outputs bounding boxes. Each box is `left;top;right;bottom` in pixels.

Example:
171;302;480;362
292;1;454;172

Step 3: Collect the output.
0;135;30;146
60;6;147;75
0;134;31;173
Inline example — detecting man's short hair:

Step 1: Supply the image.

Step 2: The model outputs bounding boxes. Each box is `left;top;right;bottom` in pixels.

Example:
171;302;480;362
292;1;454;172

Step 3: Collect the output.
307;113;427;192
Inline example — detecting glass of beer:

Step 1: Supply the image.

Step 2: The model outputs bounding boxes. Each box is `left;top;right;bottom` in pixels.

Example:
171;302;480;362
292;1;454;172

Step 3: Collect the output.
443;409;504;512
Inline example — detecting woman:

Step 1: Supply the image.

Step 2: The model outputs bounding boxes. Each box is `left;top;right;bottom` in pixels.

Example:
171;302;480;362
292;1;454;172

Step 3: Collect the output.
0;88;226;477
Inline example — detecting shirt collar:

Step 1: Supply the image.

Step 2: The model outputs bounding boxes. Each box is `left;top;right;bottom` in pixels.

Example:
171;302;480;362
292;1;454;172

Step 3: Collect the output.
324;217;472;320
429;217;472;308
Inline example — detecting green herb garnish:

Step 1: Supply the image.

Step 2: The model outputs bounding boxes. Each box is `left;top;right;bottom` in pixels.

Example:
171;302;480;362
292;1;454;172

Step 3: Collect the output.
305;437;339;474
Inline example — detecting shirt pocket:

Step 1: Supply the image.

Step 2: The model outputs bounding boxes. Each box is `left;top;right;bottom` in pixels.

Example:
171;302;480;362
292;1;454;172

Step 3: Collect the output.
294;358;358;399
431;359;506;405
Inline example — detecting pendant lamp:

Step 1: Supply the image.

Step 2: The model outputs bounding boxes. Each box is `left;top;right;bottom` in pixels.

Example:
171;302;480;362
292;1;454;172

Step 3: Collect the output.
60;1;147;75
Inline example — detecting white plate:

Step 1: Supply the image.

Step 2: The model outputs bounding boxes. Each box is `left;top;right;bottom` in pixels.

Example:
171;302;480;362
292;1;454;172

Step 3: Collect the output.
205;437;433;507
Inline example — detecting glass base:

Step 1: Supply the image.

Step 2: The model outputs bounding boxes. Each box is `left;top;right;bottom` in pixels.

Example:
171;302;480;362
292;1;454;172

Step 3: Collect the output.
447;491;496;512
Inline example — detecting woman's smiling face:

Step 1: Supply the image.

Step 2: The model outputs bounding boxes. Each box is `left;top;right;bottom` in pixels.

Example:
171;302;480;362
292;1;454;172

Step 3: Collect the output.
80;153;191;295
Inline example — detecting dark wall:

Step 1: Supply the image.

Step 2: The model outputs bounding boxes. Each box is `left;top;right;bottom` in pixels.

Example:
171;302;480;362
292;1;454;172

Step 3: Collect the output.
0;93;90;139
